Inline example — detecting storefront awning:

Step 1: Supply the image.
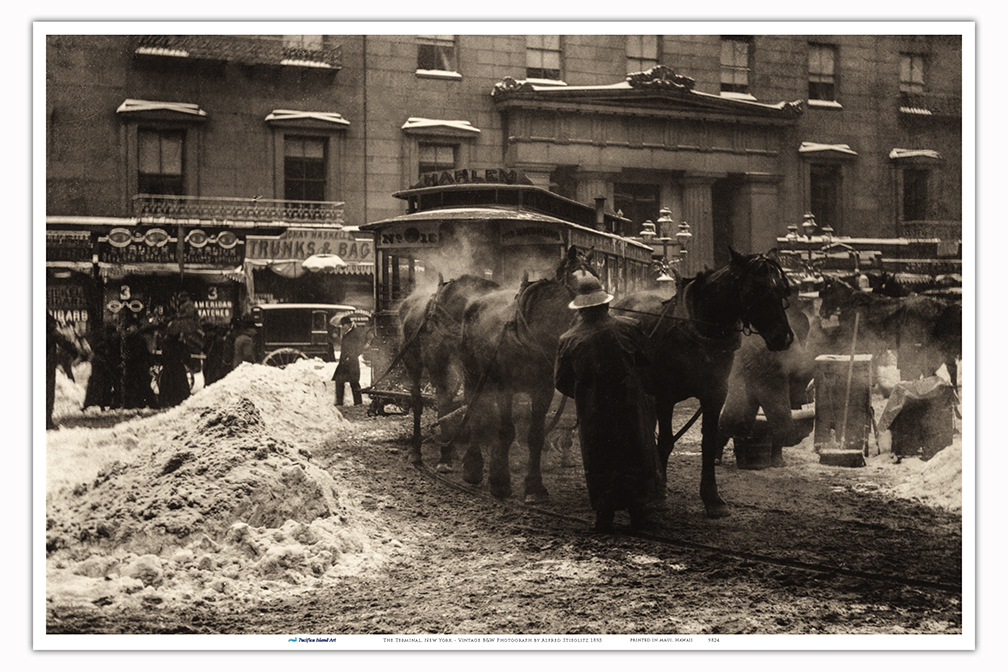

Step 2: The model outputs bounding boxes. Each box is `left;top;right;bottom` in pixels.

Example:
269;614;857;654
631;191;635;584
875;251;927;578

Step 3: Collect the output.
96;262;244;280
243;258;373;278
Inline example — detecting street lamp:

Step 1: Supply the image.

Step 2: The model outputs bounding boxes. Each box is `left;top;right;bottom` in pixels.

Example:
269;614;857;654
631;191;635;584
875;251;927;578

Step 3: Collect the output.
802;212;817;239
820;223;834;245
638;219;656;246
676;220;693;260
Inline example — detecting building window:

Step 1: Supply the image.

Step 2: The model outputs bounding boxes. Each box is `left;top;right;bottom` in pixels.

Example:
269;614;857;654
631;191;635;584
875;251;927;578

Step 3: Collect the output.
627;35;659;73
900;53;926;93
137;128;184;195
284;136;327;201
417;35;457;72
808;43;837;101
526;35;561;81
419;143;457;174
720;36;751;94
613;183;660;237
283;35;323;51
902;168;929;221
809;164;841;232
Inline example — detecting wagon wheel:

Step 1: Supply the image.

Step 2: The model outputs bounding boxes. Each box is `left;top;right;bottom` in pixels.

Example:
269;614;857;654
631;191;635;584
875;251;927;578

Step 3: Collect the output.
262;348;307;368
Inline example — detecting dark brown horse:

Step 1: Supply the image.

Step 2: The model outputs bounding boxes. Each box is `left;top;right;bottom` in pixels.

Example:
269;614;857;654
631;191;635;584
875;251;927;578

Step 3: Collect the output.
612;248;794;518
457;247;590;502
399;274;501;467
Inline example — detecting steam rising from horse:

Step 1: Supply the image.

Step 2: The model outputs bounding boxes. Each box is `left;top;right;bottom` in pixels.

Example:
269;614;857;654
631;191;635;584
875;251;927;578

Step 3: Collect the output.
613;248;794;518
398;274;500;467
458;247;591;502
818;275;961;387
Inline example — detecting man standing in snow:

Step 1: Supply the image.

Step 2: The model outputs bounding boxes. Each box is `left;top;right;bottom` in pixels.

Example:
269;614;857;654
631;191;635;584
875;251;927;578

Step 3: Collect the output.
332;316;367;406
554;272;663;533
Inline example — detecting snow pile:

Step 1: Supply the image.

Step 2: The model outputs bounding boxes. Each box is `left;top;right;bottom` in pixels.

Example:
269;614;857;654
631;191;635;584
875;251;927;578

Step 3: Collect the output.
46;360;397;613
52;361;89;419
887;438;963;512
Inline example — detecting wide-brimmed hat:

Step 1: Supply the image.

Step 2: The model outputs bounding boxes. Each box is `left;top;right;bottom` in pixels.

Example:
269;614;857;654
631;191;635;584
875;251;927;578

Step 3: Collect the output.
568;271;613;309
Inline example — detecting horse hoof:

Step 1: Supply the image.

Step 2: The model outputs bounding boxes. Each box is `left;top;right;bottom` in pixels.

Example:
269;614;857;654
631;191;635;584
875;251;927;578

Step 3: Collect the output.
489;483;512;500
704;504;731;519
461;468;482;485
407;451;422;465
524;491;550;505
436;462;453;474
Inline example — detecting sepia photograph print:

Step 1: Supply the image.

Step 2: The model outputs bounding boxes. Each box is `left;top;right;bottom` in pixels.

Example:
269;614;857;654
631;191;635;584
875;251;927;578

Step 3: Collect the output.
34;20;975;652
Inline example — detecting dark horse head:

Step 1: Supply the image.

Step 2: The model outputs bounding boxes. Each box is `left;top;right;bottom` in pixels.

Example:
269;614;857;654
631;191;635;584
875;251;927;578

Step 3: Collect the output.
727;248;794;351
818;275;858;319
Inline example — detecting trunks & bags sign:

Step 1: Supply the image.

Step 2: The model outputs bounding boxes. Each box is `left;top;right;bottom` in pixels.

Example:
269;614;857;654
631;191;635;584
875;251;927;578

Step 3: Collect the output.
245;228;371;263
98;227;243;265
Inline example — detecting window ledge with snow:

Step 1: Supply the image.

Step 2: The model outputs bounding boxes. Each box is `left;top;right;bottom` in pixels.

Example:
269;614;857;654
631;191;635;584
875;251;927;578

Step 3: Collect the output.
720;91;757;101
415;69;462;81
808;99;844;109
524;78;568;87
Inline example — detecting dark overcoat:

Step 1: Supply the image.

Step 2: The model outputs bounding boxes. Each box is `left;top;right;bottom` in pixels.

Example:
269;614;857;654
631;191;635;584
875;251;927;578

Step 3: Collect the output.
332;326;367;383
554;311;663;513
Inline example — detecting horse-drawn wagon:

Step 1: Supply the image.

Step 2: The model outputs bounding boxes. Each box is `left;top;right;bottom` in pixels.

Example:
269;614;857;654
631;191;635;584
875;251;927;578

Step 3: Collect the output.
250;303;369;367
357;173;656;425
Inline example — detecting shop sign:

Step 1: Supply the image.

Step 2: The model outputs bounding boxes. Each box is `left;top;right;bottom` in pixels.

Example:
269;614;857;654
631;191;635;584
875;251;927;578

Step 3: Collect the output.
376;221;441;249
194;299;233;324
46;283;89;324
99;227;179;264
144;228;171;247
569;229;618;255
46;230;92;262
183;229;244;265
413;168;521;188
500;221;563;246
245;228;371;261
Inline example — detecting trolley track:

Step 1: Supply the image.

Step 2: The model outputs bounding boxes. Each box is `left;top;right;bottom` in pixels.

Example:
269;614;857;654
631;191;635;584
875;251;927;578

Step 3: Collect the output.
412;449;962;596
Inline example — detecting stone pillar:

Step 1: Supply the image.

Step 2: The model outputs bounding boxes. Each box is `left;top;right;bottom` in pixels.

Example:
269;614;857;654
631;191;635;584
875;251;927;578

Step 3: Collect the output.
680;173;717;276
740;173;783;254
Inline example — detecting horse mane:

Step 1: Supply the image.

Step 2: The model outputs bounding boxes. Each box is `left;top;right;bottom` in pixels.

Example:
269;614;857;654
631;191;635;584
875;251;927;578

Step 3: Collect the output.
516;277;564;319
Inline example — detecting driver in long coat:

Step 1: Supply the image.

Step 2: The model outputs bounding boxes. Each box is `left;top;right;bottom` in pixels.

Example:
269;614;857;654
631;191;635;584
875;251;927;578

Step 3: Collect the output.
554;272;663;533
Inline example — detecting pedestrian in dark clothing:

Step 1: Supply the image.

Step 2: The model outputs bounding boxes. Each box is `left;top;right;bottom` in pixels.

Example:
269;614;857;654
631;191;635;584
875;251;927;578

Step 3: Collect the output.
121;313;158;410
332;316;367;406
83;325;121;411
46;312;78;430
554;272;663;533
232;319;260;369
157;332;192;408
202;323;235;386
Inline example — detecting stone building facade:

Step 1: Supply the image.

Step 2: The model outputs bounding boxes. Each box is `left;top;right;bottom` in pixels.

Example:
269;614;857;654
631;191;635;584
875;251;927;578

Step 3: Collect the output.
45;32;963;324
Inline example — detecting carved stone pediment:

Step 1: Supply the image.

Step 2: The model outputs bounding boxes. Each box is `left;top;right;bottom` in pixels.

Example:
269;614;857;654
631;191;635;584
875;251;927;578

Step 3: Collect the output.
492;76;535;97
625;65;695;91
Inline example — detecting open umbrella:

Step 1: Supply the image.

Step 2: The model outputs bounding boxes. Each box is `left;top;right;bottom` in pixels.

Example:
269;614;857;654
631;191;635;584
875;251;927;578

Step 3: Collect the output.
302;253;348;273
